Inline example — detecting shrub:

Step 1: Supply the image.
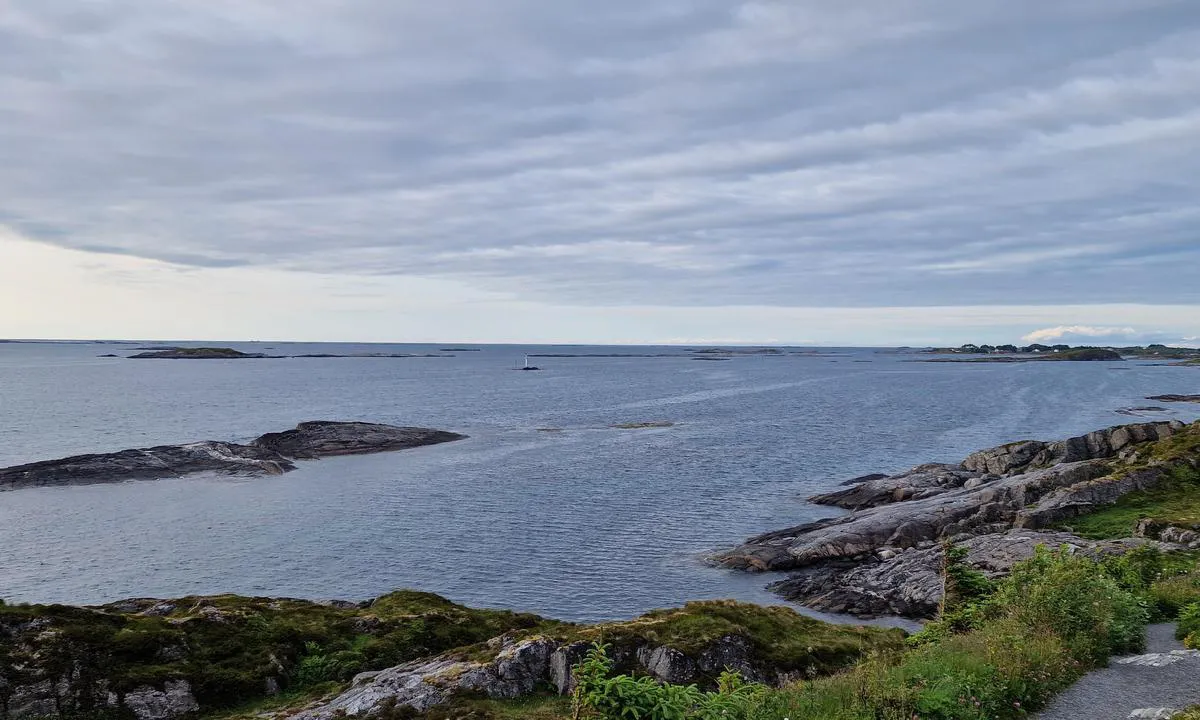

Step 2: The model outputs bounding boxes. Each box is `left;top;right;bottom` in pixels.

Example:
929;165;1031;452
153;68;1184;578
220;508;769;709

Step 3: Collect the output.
571;643;768;720
1150;569;1200;619
569;546;1150;720
1178;603;1200;645
981;546;1148;663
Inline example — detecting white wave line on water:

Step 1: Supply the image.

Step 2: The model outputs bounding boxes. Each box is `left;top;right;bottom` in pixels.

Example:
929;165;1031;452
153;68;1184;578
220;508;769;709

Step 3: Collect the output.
583;376;840;413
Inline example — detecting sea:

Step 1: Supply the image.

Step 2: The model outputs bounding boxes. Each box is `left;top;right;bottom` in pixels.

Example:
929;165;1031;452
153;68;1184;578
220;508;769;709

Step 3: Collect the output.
1;341;1197;624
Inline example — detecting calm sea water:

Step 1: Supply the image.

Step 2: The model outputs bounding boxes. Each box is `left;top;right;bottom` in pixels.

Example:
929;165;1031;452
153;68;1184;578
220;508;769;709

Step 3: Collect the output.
0;342;1197;624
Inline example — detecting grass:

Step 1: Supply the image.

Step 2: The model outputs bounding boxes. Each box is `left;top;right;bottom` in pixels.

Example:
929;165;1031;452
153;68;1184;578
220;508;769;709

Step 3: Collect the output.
555;600;905;680
555;548;1153;720
1065;480;1200;539
1054;423;1200;539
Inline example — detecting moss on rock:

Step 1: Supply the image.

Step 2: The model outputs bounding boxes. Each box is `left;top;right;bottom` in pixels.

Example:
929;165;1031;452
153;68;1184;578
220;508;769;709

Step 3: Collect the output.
0;591;553;717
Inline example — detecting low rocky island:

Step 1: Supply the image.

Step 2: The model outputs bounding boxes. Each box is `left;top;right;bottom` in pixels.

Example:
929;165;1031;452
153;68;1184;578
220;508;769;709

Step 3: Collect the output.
714;420;1200;618
129;347;269;359
0;421;465;491
1150;394;1200;403
127;347;454;359
925;347;1124;362
927;342;1200;360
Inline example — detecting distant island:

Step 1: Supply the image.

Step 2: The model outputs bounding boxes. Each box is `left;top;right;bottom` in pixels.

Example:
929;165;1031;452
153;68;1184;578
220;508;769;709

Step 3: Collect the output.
126;346;453;359
129;347;269;359
924;347;1123;362
928;342;1200;359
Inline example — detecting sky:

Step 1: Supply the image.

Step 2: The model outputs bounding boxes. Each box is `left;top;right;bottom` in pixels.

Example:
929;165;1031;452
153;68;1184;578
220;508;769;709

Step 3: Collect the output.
1;1;1198;346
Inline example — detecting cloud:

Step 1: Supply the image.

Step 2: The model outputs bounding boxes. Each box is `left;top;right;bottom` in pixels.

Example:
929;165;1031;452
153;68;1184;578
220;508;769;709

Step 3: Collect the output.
1;0;1199;314
1022;325;1139;343
1020;325;1195;345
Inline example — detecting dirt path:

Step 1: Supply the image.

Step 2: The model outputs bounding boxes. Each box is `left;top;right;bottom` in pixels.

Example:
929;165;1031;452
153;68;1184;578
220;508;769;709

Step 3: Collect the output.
1036;624;1200;720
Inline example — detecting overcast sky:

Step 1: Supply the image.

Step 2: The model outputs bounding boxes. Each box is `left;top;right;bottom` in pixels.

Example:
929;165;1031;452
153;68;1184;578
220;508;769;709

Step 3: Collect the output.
2;1;1198;345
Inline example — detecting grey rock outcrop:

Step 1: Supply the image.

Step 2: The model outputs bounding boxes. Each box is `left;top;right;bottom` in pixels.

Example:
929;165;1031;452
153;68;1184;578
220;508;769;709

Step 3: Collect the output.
812;464;992;509
714;421;1189;617
0;442;295;490
1136;520;1200;547
768;530;1170;618
716;458;1118;572
963;422;1179;476
252;421;465;459
810;422;1180;512
285;636;581;719
122;680;200;720
5;675;198;720
288;637;557;719
0;421;466;491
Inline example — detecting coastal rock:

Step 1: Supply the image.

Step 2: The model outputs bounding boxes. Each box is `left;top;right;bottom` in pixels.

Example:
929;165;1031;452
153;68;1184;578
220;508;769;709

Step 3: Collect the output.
962;422;1180;476
287;638;557;719
252;421;466;459
769;530;1171;618
122;680;200;720
715;459;1115;572
0;422;466;491
811;463;990;509
0;441;295;490
810;422;1180;511
1016;466;1176;529
714;421;1192;616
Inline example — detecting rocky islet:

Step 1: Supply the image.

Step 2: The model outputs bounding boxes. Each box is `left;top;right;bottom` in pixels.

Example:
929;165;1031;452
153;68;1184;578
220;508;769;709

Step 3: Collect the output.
0;421;466;490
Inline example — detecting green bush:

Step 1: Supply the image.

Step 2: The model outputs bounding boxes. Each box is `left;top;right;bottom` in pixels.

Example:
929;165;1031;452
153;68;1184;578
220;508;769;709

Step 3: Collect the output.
1178;603;1200;645
571;643;768;720
568;546;1150;720
981;546;1148;663
1150;569;1200;619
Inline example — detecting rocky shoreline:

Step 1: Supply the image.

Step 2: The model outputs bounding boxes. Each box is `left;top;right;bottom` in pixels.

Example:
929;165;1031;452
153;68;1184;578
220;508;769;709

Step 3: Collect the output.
0;421;465;491
712;420;1200;618
0;592;902;720
4;418;1200;719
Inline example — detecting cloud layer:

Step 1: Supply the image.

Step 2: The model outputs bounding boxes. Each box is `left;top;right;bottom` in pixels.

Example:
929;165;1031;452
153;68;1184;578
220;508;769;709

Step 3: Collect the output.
2;0;1199;310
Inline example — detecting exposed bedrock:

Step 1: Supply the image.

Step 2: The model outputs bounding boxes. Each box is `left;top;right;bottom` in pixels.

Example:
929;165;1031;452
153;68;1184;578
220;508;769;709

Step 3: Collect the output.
0;442;296;490
767;530;1171;619
252;421;465;459
0;422;466;491
810;421;1182;510
713;421;1193;618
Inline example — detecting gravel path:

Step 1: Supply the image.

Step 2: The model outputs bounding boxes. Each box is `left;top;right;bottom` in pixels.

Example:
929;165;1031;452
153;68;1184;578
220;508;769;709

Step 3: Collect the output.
1035;624;1200;720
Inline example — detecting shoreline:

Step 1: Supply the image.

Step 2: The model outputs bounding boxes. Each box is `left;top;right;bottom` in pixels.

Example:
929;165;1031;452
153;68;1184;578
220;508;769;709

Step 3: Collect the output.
712;419;1200;619
5;418;1200;719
